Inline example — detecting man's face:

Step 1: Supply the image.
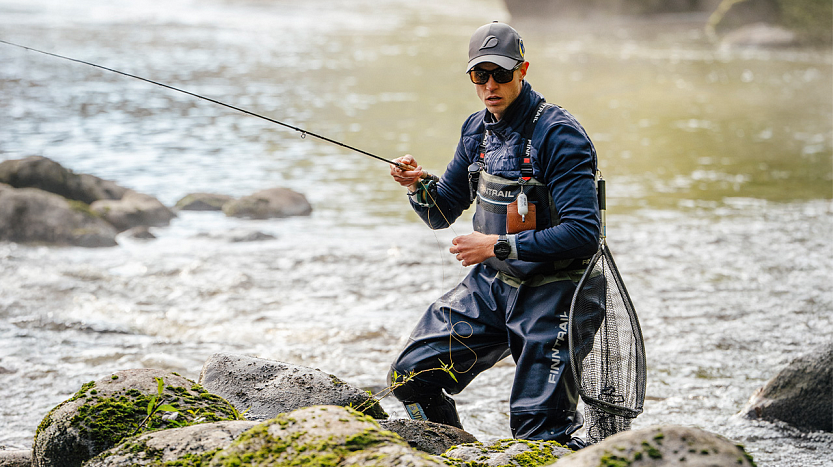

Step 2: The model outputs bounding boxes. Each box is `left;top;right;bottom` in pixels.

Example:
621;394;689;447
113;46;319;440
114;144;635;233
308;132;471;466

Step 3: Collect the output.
472;61;529;121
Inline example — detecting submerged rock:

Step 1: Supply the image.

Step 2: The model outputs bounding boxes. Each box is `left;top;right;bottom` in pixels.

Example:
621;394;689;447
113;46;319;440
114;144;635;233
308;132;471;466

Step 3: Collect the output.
0;156;127;204
444;438;571;467
211;405;445;467
175;192;235;211
550;425;755;467
741;342;833;432
199;353;387;421
222;187;312;219
32;369;239;467
378;419;477;456
0;183;117;247
84;420;258;467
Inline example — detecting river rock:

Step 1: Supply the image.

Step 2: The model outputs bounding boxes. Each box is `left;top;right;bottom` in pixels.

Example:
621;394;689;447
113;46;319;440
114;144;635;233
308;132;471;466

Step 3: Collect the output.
83;420;258;466
0;183;118;247
443;438;571;467
222;187;312;219
0;156;127;204
32;368;239;467
175;192;235;211
741;342;832;432
209;405;446;467
90;190;176;232
378;419;477;456
550;425;756;467
198;353;387;421
0;450;31;467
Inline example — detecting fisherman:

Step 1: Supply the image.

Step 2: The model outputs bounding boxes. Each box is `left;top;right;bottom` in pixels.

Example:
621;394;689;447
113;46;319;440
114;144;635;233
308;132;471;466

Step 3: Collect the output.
388;22;600;449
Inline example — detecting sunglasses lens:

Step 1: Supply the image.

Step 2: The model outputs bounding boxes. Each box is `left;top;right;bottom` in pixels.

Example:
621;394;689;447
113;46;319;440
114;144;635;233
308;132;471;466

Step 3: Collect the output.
469;67;516;85
493;69;513;83
470;70;489;84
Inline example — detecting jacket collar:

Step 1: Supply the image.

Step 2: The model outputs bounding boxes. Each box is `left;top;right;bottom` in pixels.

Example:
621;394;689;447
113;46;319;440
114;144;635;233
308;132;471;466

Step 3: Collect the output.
483;80;539;133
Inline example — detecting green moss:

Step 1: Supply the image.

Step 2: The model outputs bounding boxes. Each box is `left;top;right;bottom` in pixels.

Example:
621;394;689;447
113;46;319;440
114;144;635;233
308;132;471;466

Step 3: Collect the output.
641;441;662;460
599;452;631;467
735;444;757;467
67;199;101;218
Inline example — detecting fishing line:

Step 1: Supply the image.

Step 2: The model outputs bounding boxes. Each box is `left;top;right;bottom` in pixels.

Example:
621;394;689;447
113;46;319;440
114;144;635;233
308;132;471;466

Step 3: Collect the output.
0;38;429;175
3;37;479;375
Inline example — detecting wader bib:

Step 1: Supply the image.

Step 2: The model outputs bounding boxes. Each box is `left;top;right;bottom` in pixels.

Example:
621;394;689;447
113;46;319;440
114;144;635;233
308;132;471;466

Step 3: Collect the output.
390;100;590;442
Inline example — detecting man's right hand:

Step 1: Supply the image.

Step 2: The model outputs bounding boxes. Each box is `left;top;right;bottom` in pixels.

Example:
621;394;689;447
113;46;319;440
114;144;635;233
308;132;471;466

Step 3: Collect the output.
390;154;424;192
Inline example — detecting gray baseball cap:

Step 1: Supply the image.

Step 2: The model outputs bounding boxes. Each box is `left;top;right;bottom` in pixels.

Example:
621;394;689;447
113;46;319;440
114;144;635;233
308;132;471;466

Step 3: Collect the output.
466;22;525;72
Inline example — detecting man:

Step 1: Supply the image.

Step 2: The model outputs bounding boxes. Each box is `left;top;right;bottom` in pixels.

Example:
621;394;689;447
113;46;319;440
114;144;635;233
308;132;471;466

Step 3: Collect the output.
388;22;599;449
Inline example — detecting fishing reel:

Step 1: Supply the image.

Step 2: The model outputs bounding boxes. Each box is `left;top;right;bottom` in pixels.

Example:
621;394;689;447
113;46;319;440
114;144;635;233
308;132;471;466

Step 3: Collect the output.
408;175;440;208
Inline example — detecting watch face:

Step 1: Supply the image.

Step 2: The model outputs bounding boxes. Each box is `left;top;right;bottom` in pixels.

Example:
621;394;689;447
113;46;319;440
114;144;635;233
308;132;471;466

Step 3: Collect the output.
494;241;511;260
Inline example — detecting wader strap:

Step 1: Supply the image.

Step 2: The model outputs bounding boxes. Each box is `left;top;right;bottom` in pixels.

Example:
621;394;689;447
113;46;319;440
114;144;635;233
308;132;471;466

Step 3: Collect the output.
520;99;552;182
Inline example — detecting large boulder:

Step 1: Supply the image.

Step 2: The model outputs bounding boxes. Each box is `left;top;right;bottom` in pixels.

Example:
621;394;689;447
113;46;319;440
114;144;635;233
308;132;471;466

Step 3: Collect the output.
443;438;571;467
741;342;832;432
198;353;387;421
222;187;312;219
90;190;176;232
378;419;477;455
209;405;446;467
175;192;235;211
84;420;258;467
550;426;755;467
0;183;117;247
32;369;239;467
0;156;127;204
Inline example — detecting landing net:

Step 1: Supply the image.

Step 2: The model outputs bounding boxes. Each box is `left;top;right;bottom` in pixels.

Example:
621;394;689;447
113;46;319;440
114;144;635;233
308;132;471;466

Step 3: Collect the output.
569;241;646;444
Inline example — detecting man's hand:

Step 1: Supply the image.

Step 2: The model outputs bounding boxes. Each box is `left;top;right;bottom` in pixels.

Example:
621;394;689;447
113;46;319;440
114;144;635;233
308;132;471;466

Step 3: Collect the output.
450;232;498;267
390;155;423;192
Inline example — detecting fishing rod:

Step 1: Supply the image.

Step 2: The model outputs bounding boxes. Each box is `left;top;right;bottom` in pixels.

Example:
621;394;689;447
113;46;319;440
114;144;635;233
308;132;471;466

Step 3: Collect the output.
0;39;436;180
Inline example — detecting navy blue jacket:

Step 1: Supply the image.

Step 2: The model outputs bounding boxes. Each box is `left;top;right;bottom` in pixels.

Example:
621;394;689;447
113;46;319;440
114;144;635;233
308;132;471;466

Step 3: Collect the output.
411;81;600;262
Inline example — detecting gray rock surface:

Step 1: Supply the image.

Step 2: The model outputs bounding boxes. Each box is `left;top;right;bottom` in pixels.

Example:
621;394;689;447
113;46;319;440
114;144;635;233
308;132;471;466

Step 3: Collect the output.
32;368;238;467
84;420;258;466
198;353;387;421
550;425;755;467
0;450;31;467
444;438;571;467
91;190;176;232
210;405;445;467
378;419;477;455
222;187;312;219
741;342;832;432
175;192;235;211
0;156;127;204
0;183;117;247
721;23;797;48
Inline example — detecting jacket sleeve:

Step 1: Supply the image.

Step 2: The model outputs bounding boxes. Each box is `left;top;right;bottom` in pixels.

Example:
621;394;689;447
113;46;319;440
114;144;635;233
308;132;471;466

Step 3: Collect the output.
514;121;600;261
410;118;478;229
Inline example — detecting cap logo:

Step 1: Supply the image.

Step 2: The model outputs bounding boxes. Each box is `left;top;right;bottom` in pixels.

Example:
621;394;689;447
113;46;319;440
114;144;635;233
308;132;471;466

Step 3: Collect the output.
480;35;499;50
519;39;525;58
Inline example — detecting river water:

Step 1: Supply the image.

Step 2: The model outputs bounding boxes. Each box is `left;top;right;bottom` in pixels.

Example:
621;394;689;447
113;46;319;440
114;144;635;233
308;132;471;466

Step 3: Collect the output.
0;0;831;465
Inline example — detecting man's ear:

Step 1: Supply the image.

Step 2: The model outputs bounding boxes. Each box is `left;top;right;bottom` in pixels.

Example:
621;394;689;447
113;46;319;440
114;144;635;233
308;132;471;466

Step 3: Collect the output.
519;62;530;79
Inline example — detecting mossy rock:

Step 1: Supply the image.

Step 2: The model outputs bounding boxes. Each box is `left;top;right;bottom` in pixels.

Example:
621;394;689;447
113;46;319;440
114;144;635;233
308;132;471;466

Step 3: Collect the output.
208;405;445;467
550;425;756;467
84;420;258;467
32;369;240;467
443;438;571;467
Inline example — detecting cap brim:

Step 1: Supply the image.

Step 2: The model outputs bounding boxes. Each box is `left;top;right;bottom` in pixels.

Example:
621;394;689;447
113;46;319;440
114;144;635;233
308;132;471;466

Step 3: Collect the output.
466;55;520;73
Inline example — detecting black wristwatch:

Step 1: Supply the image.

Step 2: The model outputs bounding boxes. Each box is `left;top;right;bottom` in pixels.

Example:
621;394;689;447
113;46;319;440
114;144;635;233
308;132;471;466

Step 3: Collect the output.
494;234;511;261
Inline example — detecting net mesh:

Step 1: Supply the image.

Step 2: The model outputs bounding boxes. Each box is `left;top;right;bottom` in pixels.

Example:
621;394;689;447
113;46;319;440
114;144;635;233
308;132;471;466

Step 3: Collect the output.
569;242;646;444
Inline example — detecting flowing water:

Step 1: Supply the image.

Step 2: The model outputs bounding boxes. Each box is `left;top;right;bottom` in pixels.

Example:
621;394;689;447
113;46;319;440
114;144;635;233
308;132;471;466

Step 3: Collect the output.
1;0;831;465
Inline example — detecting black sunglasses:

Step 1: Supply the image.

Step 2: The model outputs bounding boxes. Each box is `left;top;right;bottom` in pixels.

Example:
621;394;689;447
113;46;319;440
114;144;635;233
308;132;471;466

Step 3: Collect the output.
468;63;521;85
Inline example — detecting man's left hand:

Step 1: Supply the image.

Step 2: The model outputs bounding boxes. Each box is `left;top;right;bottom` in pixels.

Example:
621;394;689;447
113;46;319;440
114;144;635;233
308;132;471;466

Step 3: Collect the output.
450;232;498;267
